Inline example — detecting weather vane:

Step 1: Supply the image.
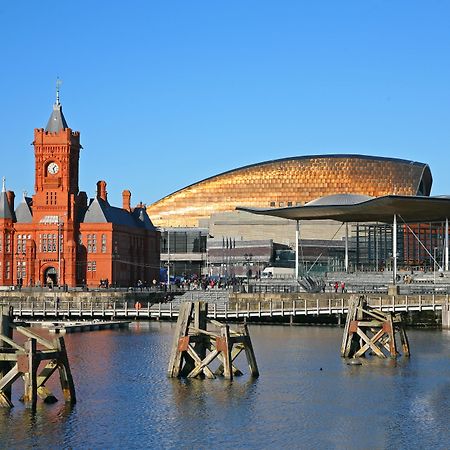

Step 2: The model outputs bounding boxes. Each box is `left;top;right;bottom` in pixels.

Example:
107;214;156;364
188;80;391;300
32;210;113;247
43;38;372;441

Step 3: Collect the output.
56;77;62;105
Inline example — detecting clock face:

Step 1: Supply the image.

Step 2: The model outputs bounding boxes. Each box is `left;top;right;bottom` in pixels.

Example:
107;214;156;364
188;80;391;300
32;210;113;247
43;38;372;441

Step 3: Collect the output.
47;162;59;175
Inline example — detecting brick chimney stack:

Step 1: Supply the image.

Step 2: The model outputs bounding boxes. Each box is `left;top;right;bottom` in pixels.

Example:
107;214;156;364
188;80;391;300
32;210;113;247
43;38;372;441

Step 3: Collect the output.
96;180;107;202
6;191;15;211
122;190;131;212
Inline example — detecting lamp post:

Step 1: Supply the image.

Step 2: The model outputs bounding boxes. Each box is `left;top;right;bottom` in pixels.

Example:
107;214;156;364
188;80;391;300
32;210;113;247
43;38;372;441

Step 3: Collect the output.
113;241;119;289
244;253;253;292
167;228;171;291
434;247;438;285
57;217;64;287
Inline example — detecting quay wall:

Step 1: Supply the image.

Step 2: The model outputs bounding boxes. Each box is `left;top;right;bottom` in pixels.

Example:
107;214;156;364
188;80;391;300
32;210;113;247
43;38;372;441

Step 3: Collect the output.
229;292;446;327
0;290;166;305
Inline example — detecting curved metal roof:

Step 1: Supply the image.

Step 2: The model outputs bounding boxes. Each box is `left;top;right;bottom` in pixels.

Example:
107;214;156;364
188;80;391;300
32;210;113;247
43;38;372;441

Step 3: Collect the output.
237;195;450;224
155;154;432;202
305;193;374;206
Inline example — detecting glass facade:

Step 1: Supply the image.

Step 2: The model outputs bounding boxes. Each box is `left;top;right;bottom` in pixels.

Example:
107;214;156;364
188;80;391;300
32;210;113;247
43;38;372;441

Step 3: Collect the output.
352;222;446;271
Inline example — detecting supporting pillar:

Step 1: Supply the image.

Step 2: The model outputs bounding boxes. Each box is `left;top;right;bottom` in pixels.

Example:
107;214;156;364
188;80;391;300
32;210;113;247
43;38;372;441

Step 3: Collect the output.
0;306;13;405
344;222;349;272
295;220;300;279
445;218;449;272
443;298;450;330
393;214;397;285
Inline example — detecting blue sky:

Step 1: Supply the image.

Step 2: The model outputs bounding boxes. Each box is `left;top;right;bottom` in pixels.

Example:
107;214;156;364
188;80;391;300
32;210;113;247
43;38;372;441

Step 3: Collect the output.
1;1;449;207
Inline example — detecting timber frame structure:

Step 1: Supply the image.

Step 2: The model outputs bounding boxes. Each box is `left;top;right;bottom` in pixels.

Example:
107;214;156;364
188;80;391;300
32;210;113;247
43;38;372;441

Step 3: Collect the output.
0;306;76;409
168;301;259;379
341;295;410;359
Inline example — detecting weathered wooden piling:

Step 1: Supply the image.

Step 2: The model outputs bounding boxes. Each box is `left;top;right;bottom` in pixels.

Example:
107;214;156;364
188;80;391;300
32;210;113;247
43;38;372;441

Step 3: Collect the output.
168;301;259;380
0;307;76;408
341;295;410;359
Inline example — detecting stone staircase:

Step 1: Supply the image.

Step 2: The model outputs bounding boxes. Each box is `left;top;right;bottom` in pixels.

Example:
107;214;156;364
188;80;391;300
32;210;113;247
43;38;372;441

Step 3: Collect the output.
173;289;231;306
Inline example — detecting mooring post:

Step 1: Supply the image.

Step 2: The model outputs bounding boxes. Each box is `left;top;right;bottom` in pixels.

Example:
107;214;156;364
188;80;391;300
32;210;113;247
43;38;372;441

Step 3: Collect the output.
0;306;13;404
220;325;232;380
55;337;77;404
23;338;38;409
442;297;450;330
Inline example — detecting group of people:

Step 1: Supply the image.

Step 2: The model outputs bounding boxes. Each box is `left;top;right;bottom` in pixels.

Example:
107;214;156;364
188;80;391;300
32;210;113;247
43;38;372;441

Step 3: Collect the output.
334;281;346;293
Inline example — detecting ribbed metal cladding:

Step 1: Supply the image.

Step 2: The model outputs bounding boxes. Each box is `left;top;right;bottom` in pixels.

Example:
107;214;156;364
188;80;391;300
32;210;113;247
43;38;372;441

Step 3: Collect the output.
147;155;432;228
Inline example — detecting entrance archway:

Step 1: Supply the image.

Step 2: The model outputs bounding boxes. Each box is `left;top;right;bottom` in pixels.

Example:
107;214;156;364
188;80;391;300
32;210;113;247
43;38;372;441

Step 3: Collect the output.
44;267;57;287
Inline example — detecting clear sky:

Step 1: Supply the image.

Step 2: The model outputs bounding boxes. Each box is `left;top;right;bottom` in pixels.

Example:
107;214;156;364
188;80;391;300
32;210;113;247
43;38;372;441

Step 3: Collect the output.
1;1;449;208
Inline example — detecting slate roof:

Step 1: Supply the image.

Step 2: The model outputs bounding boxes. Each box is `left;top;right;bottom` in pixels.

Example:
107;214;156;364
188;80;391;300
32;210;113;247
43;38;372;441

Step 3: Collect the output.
15;196;33;223
0;190;13;220
82;197;156;230
45;102;68;133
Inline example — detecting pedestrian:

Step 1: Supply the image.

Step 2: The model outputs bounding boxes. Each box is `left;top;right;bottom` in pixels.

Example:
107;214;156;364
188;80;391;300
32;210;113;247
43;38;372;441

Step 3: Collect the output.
334;282;339;293
341;282;345;293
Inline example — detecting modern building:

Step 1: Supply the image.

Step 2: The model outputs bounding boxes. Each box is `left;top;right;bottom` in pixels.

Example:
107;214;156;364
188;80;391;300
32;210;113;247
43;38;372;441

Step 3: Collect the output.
0;90;160;288
148;155;433;276
148;155;431;228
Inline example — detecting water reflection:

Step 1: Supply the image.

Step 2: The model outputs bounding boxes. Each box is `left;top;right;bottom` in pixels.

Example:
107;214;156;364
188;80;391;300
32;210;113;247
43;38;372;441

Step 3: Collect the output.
0;324;449;449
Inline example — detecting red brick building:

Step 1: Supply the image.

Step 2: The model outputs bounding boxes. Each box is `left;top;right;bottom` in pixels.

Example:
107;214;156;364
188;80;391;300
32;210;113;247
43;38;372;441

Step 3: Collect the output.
0;91;159;288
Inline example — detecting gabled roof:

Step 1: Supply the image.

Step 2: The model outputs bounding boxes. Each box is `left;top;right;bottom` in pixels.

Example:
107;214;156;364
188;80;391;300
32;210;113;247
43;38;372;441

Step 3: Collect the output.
15;196;33;223
45;102;68;133
82;197;156;230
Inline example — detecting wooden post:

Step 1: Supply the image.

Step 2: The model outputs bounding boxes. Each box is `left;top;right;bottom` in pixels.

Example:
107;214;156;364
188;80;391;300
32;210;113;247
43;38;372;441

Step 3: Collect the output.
167;302;193;378
0;306;13;405
220;325;232;380
55;337;76;404
23;338;38;409
168;302;260;380
242;324;259;377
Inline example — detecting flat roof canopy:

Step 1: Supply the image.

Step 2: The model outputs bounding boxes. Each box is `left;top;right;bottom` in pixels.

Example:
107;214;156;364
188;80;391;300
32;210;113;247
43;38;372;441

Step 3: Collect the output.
237;195;450;224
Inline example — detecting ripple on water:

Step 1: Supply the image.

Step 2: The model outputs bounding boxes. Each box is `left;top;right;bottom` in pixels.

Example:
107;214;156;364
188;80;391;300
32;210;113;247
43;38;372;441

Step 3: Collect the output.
1;324;449;449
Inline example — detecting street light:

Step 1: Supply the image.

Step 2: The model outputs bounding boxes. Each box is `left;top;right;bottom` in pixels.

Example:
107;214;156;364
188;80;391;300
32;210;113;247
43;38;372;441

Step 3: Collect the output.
167;229;171;291
57;217;64;287
434;247;438;285
244;253;253;292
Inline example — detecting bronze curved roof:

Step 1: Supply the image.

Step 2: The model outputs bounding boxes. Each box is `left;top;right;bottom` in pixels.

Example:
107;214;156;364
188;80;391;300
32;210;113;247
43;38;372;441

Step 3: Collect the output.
147;154;432;227
237;195;450;224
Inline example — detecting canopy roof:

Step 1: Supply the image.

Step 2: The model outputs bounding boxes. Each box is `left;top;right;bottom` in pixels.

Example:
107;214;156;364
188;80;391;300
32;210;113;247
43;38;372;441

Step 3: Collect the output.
237;195;450;224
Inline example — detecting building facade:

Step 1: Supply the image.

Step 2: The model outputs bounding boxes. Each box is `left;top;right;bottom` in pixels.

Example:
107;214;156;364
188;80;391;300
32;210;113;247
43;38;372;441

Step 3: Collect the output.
147;155;434;277
0;92;159;288
147;155;432;228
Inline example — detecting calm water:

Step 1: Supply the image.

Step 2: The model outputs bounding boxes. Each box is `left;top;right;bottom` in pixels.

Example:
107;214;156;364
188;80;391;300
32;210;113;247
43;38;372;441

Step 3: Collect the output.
1;323;450;449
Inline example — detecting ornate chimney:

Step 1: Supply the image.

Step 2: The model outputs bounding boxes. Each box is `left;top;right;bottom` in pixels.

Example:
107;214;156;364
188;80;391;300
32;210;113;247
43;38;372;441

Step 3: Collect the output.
96;180;107;202
122;190;131;212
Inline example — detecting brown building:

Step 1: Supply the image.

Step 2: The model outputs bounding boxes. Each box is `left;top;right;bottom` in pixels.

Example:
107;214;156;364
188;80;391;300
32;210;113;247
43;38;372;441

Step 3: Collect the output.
0;91;159;288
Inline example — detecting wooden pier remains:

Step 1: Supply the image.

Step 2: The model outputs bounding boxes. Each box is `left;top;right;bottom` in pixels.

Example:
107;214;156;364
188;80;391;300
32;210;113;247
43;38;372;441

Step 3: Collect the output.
341;295;410;359
168;301;259;380
0;305;76;409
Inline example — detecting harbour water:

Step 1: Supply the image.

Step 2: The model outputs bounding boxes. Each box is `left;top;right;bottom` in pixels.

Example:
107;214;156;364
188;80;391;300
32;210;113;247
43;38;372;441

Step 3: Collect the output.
1;323;450;449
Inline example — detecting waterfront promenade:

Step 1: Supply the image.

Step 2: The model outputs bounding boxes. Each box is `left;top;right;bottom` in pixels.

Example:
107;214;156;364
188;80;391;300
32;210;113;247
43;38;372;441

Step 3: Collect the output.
1;292;447;321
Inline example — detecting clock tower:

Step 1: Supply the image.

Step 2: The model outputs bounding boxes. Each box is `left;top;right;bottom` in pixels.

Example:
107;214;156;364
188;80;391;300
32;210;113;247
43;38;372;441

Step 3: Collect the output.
32;87;81;223
30;85;81;286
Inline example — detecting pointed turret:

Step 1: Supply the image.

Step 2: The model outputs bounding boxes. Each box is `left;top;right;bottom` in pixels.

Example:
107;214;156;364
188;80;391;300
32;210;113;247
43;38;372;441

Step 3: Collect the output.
0;177;13;220
45;78;69;132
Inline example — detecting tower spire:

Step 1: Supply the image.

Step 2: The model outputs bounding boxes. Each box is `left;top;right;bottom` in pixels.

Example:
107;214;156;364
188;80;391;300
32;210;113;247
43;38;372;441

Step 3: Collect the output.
2;177;5;193
56;77;62;106
46;78;68;132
